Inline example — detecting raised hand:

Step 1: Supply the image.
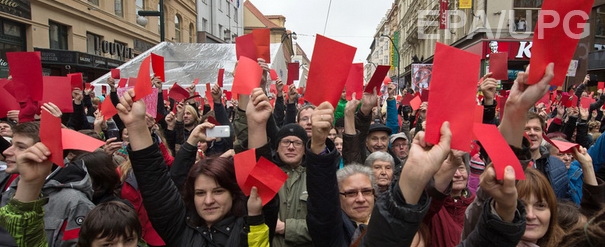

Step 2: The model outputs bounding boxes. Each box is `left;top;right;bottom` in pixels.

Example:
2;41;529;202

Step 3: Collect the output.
360;89;378;116
287;84;298;103
14;142;52;202
211;83;222;103
388;83;397;99
246;88;272;126
480;72;497;105
186;122;216;146
247;187;263;217
41;102;63;118
103;137;122;155
311;102;335;154
117;89;150;151
107;77;116;91
175;102;185;121
152;76;163;89
480;165;518;222
572;146;597;186
344;93;361;135
276;79;284;97
72;88;84;105
400;122;452;204
165;111;176;130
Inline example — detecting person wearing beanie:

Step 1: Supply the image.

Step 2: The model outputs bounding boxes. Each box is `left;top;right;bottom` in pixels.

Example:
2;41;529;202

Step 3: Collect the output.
245;88;313;247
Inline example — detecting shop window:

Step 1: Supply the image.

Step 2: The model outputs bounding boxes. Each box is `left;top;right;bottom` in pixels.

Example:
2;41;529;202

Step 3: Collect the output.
175;15;181;43
49;21;68;50
3;22;22;37
115;0;123;17
189;23;195;43
86;32;102;55
513;0;542;32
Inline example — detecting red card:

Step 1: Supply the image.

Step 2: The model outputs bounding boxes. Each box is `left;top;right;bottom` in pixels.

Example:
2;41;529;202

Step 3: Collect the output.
169;83;189;102
217;68;225;87
252;28;271;63
225;91;232;100
162;89;168;101
420;89;430;102
134;56;152;101
117;78;128;88
297;87;305;95
0;84;19;118
474;105;484;123
269;69;278;81
151;53;165;81
400;94;415;106
364;65;391;94
580;96;592;109
40;110;64;167
543;134;579;153
298;97;305;105
235;33;257;61
410;95;421;111
426;43;480;152
287;62;299;85
244;157;287;206
7;52;43;102
231;56;263;96
345;63;364;100
489;52;508;80
100;96;118;120
206;116;220;125
599;82;605;90
128;77;137;87
304;35;356;107
111;69;120;79
42;76;73;113
536;91;550;106
473;123;525;180
61;128;106;152
527;0;593;86
85;83;93;90
205;83;214;110
67;73;83;89
234;149;257;195
570;94;578;107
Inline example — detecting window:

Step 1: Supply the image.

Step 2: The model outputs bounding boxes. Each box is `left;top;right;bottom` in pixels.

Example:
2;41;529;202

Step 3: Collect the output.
189;23;195;43
86;32;102;55
513;0;542;32
219;0;222;11
234;7;238;23
136;0;145;16
3;21;22;37
174;15;181;42
218;24;223;39
88;0;99;5
202;18;208;32
227;2;230;17
114;0;123;17
596;7;605;37
49;21;68;50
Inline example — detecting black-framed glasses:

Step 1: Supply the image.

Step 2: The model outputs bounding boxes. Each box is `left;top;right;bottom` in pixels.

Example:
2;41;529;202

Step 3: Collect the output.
339;188;374;198
279;139;304;148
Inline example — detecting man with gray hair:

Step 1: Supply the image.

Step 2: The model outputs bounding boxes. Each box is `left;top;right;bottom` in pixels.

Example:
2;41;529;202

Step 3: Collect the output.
336;164;375;229
364;151;394;193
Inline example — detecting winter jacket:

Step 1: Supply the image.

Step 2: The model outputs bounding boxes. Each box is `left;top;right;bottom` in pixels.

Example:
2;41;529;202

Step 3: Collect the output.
385;98;399;135
425;189;475;247
534;146;571;201
2;161;95;247
0;197;49;247
246;215;270;247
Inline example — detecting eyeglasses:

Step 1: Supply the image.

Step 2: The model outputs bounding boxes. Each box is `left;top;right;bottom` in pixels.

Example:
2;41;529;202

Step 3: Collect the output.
279;139;304;148
339;188;374;198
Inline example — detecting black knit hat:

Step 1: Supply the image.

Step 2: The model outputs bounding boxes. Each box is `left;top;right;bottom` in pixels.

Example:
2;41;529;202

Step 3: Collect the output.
274;123;308;149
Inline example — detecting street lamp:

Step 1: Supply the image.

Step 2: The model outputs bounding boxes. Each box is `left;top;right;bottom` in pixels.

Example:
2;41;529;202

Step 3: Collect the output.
137;0;165;42
281;31;297;59
381;34;400;87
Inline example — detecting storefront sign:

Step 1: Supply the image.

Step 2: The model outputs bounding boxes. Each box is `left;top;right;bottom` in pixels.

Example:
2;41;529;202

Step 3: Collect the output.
483;40;532;60
439;0;448;29
94;38;134;59
35;48;123;69
0;0;30;19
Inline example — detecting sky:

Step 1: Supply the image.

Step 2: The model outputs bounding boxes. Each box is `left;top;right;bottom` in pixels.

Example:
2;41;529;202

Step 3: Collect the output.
249;0;395;63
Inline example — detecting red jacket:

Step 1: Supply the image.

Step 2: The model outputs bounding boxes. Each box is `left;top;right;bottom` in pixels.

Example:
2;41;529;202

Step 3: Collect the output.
425;190;475;247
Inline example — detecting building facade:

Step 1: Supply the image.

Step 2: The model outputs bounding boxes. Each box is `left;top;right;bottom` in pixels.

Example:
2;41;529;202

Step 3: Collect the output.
196;0;243;43
0;0;196;82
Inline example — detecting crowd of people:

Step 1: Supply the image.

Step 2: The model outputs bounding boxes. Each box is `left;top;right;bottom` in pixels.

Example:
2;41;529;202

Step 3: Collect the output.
0;58;604;247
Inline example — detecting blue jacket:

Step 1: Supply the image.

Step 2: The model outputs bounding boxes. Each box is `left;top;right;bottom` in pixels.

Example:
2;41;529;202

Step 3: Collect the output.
568;133;605;204
535;147;571;201
385;98;399;135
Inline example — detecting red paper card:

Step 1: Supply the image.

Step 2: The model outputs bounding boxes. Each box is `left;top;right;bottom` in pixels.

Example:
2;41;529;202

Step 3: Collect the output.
599;82;604;90
206;116;220;125
67;73;83;89
117;78;128;88
489;52;508;80
111;69;120;79
570;94;578;107
580;96;592;109
151;53;165;81
100;96;118;120
252;28;271;63
128;77;137;87
0;85;19;118
420;89;430;102
410;95;421;110
205;83;214;110
231;56;263;96
235;33;257;61
304;35;356;107
234;148;257;195
400;94;415;106
269;69;278;81
527;0;593;86
287;62;299;85
425;43;480;152
134;56;153;101
473;123;525;180
543;134;579;153
217;68;225;87
40;110;64;167
474;105;484;123
224;91;232;100
42;76;73;113
169;83;189;102
345;63;364;100
7;52;43;102
364;65;391;94
61;128;106;152
244;157;287;206
536;91;550;106
298;97;305;105
85;83;93;90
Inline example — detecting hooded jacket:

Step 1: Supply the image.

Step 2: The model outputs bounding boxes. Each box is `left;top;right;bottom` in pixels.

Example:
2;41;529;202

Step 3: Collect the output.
1;161;95;247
